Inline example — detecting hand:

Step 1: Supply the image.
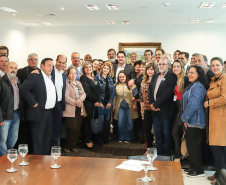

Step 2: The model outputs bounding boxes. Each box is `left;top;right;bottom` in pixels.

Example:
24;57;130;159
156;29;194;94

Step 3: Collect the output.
106;103;112;109
75;99;82;107
184;123;190;129
204;101;209;108
131;97;135;102
33;103;38;107
31;70;39;74
94;102;100;107
150;104;160;111
133;104;137;111
128;79;134;88
0;121;4;126
112;105;116;112
99;103;104;110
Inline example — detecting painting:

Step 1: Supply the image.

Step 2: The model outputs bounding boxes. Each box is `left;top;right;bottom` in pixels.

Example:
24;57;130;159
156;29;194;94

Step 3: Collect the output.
118;42;161;63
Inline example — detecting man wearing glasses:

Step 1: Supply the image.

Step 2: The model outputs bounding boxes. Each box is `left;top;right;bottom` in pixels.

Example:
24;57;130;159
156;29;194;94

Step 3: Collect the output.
149;57;177;156
71;52;82;81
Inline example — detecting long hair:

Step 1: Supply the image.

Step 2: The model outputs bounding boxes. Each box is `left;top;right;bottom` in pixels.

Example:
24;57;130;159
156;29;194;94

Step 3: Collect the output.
190;66;209;89
173;60;185;92
142;62;157;83
115;70;130;90
81;61;94;77
100;61;113;77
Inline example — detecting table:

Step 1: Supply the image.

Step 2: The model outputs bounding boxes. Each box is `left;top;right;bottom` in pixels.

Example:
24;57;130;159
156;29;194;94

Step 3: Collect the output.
0;155;184;185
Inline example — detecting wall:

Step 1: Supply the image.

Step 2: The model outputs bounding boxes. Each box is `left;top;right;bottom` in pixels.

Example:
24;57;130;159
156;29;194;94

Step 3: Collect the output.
0;20;27;68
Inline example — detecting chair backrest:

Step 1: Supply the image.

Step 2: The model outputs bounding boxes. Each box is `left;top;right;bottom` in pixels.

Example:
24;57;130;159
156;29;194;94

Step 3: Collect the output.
128;155;172;161
216;169;226;185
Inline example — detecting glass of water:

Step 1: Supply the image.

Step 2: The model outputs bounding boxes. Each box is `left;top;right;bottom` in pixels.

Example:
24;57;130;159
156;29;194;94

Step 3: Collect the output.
6;149;18;173
147;148;157;171
141;163;152;182
18;144;29;166
50;146;61;169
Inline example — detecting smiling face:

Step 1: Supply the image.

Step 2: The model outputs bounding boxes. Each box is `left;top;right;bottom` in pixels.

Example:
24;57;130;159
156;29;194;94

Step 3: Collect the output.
7;62;18;78
71;53;80;67
118;72;126;83
130;54;137;64
41;60;54;77
28;55;38;69
68;68;77;81
56;55;67;71
84;64;93;75
102;66;110;76
146;66;155;77
0;55;8;72
158;58;169;73
155;50;163;63
134;64;140;73
173;62;182;75
117;53;126;65
188;67;198;83
211;60;223;77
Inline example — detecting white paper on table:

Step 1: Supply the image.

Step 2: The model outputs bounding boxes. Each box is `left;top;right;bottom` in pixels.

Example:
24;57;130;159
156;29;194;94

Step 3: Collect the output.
115;160;149;172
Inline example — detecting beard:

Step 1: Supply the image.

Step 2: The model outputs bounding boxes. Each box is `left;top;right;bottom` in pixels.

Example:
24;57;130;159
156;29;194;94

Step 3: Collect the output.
109;59;115;63
8;72;16;78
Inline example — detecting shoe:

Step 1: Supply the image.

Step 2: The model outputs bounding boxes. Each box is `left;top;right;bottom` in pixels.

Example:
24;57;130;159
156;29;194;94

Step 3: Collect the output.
207;175;215;181
64;149;71;153
124;141;130;144
183;168;192;174
118;141;123;143
85;143;94;149
210;179;217;184
187;171;205;178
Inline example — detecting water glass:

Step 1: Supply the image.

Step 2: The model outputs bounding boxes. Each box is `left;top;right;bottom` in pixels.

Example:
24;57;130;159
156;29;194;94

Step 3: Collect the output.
18;144;29;166
147;148;157;171
50;146;61;169
141;163;152;182
6;149;18;173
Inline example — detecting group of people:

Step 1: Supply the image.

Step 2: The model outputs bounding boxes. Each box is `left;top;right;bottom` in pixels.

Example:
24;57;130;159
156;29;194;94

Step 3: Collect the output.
0;45;225;183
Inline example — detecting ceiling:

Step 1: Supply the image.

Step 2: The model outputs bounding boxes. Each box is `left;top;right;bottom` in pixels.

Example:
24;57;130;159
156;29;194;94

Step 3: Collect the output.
0;0;226;26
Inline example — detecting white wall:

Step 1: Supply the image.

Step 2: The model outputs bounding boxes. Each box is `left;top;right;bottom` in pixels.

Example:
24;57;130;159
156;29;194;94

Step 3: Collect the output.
1;21;226;68
0;20;27;68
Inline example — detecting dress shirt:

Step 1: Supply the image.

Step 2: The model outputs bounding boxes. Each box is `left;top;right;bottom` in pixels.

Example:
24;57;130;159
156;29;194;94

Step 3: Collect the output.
0;70;4;77
54;66;63;102
70;64;82;81
41;70;56;109
154;71;168;101
115;63;126;82
7;74;19;110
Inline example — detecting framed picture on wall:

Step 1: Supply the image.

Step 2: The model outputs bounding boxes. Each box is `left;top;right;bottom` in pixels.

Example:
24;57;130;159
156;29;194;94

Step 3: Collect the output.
119;42;161;63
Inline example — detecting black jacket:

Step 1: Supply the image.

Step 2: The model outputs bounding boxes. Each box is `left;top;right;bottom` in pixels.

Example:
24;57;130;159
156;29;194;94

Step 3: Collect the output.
0;74;20;122
113;63;136;82
149;72;177;118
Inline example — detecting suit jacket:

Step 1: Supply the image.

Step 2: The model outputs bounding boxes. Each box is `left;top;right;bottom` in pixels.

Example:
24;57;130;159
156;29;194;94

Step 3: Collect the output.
17;66;39;84
113;63;136;82
206;68;214;84
19;70;56;122
149;71;177;118
51;67;66;111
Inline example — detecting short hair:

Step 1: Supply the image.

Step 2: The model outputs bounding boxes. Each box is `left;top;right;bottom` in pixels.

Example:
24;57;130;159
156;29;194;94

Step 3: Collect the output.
41;58;53;65
155;49;165;55
107;48;116;54
98;59;104;63
0;46;9;56
174;50;181;54
144;50;153;56
117;51;126;57
66;66;78;77
71;52;80;57
211;57;224;66
179;52;189;59
134;60;142;67
27;53;38;60
0;55;8;60
56;54;67;62
84;54;92;60
100;61;112;75
130;52;138;57
161;57;171;65
192;53;200;57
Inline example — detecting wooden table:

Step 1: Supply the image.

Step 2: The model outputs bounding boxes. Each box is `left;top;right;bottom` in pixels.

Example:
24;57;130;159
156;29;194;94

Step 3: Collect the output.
0;155;184;185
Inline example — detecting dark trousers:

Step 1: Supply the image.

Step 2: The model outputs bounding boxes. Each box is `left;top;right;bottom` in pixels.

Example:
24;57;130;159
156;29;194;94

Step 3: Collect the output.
186;127;205;173
29;109;53;155
153;112;172;156
133;103;144;141
211;146;226;177
172;100;183;158
82;101;94;143
143;110;154;148
51;101;63;146
64;107;82;150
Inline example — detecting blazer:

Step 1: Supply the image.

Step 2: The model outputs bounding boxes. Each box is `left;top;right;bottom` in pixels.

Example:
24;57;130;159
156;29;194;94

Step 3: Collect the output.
149;71;177;118
19;70;56;122
113;63;136;82
51;67;66;111
206;68;214;84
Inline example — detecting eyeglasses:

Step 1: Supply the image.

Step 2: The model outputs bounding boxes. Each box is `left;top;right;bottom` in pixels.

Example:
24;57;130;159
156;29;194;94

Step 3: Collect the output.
72;57;80;60
28;59;38;61
158;63;168;66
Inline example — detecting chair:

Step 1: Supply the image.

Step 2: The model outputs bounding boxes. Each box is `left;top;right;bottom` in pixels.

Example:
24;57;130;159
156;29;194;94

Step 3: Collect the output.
216;169;226;185
128;155;172;161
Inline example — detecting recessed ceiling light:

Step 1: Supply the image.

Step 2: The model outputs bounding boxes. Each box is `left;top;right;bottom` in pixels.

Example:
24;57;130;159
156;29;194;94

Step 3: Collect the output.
106;5;119;10
189;19;200;23
222;3;226;7
199;2;215;8
0;7;18;12
206;19;215;23
122;21;130;25
162;2;170;6
26;22;41;26
85;5;100;10
61;7;64;10
12;13;16;16
107;21;116;24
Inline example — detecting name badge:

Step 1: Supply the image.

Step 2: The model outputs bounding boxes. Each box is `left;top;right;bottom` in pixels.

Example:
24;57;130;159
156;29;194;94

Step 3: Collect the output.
173;95;177;101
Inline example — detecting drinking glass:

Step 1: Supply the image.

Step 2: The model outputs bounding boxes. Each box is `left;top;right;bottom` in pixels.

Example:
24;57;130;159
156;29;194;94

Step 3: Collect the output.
50;146;61;169
147;148;157;171
18;144;29;166
141;163;152;182
136;177;150;185
6;149;18;173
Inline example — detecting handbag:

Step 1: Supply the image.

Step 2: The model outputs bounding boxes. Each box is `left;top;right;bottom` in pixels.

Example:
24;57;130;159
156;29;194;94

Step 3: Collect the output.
91;108;104;134
181;132;189;157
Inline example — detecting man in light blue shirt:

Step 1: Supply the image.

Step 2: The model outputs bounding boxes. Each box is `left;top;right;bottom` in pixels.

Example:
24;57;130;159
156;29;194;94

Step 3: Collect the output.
70;52;82;81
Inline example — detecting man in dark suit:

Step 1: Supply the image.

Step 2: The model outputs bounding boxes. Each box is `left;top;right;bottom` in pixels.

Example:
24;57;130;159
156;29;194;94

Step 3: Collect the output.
113;51;135;83
51;55;66;146
149;57;177;156
20;58;56;155
178;52;190;75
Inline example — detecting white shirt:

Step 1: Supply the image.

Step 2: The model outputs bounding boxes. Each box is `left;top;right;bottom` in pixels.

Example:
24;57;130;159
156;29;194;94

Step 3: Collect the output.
115;63;126;82
41;70;56;109
54;66;63;102
0;70;4;77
